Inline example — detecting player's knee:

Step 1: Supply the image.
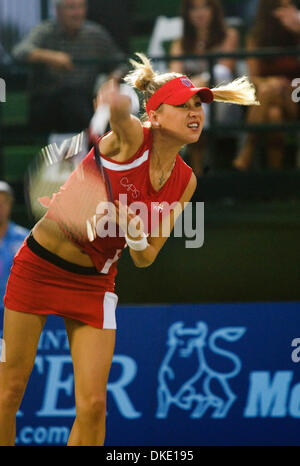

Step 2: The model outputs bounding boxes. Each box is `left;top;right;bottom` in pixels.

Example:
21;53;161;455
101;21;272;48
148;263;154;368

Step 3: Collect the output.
76;392;107;424
0;377;27;410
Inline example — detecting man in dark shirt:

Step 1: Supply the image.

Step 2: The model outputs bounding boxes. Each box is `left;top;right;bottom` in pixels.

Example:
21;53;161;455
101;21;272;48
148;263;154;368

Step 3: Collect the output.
12;0;125;134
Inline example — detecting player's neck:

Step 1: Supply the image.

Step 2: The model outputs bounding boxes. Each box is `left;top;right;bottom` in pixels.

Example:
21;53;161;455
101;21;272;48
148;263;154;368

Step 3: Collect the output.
152;132;181;164
151;133;179;188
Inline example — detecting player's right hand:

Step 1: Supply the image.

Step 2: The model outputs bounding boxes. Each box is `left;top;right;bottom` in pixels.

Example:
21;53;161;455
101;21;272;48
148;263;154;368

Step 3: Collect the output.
95;79;131;114
114;199;145;241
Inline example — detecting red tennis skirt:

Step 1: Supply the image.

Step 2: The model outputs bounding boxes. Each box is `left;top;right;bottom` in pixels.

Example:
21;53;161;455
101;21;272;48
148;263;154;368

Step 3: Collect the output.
3;234;118;329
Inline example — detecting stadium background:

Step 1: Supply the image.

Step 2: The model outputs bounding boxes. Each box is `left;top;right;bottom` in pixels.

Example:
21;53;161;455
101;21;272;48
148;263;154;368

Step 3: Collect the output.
0;0;300;446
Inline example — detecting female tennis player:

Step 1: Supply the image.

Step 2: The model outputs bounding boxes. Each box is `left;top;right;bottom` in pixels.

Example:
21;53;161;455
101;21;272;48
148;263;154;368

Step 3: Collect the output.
0;53;258;446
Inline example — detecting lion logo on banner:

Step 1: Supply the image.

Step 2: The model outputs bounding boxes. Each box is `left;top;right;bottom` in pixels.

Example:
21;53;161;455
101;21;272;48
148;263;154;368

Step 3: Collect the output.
156;321;246;418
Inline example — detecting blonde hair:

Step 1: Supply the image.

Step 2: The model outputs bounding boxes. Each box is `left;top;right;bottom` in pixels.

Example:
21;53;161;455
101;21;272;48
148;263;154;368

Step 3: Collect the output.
212;77;260;106
124;53;181;102
124;53;260;107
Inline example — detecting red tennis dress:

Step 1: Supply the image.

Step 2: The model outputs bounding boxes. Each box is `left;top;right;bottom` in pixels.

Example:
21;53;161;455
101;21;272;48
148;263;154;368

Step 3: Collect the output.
4;127;192;328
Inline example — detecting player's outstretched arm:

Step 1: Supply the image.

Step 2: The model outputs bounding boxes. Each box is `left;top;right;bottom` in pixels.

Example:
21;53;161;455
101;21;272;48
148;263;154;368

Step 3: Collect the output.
96;79;144;162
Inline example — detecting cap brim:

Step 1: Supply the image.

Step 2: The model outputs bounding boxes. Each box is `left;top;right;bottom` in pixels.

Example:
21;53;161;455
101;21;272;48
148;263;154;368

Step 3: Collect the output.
164;87;214;105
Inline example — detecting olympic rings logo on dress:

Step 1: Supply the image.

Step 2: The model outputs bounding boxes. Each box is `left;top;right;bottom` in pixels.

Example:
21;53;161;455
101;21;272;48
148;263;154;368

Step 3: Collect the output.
120;177;140;199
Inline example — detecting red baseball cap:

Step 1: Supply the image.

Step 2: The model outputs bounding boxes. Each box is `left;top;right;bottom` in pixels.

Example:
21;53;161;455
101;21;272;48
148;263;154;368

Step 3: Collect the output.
146;76;214;115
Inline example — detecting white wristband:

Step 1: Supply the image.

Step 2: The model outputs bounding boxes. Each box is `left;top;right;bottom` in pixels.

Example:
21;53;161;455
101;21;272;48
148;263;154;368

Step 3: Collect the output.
125;233;149;251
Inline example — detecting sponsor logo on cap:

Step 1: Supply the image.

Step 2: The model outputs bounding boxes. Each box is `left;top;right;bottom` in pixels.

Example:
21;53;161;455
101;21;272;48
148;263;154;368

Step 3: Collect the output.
180;77;192;88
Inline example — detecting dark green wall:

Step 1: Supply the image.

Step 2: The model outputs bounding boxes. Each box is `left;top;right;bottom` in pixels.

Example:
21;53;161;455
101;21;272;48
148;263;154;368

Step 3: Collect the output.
116;201;300;304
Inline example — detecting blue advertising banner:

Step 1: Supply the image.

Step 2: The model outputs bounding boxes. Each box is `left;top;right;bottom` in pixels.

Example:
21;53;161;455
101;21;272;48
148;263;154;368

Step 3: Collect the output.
1;301;300;446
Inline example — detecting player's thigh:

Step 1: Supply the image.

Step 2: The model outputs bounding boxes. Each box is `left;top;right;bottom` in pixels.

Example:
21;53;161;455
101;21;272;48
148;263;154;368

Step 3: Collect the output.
64;318;115;398
0;308;47;386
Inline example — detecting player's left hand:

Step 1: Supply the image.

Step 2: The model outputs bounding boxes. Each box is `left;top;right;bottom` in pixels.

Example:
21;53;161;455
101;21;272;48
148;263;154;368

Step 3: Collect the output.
114;199;145;241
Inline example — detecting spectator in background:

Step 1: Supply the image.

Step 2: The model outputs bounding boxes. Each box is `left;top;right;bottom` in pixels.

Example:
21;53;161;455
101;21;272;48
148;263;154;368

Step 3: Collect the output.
0;182;29;312
12;0;125;135
233;0;300;171
169;0;239;175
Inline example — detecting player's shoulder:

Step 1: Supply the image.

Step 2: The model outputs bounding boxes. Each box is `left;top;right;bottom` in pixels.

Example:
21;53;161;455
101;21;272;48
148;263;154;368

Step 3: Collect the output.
187;171;197;190
178;170;197;203
176;155;196;195
177;153;193;173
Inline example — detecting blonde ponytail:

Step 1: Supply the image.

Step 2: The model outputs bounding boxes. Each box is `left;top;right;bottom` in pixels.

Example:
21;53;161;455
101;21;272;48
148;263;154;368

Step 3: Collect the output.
124;53;181;101
124;53;156;92
124;54;259;108
211;76;260;106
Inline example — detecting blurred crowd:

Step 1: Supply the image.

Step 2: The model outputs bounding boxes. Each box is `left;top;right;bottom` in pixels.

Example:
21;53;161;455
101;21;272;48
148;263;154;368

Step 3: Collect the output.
0;0;300;176
169;0;300;174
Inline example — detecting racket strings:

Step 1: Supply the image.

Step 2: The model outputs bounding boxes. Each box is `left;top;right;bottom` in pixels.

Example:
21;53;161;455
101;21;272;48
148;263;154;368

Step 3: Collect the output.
46;161;109;244
27;131;110;244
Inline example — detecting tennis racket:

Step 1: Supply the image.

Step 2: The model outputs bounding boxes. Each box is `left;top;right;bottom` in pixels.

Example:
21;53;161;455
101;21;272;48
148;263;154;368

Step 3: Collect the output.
25;83;139;243
25;104;114;244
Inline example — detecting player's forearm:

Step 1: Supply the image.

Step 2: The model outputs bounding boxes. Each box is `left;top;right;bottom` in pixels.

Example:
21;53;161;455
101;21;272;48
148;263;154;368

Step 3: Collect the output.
107;90;133;135
109;102;131;125
129;244;157;268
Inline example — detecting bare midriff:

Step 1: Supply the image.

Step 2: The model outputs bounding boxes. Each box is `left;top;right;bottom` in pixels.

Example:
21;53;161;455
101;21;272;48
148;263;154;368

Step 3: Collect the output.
32;217;94;267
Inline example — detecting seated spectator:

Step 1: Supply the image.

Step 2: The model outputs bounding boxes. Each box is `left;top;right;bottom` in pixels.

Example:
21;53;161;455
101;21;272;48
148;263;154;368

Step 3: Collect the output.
0;182;29;312
12;0;125;135
169;0;239;175
233;0;300;171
